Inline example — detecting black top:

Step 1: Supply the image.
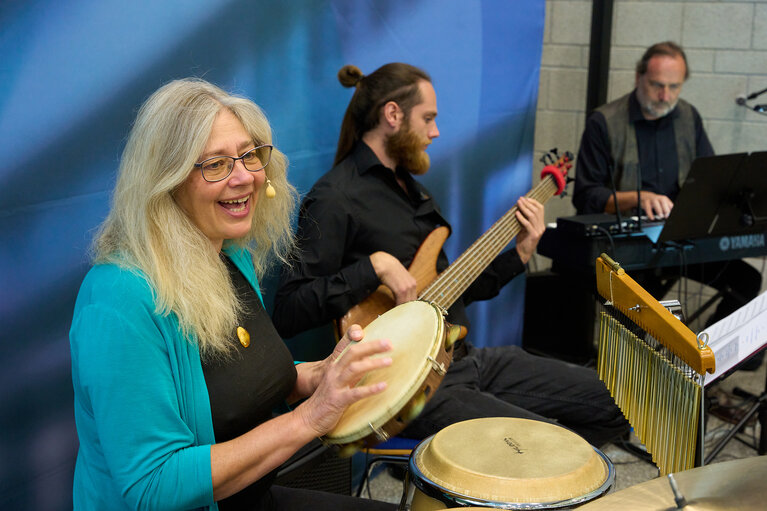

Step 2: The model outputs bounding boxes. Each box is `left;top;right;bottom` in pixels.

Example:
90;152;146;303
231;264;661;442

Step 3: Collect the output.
272;142;525;351
203;256;297;510
573;90;714;214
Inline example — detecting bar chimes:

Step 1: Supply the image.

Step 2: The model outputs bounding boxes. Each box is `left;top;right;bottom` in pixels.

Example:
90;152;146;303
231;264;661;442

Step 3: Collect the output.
595;254;716;475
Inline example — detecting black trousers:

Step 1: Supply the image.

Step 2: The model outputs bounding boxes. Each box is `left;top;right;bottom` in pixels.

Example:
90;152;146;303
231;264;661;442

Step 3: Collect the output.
402;343;630;447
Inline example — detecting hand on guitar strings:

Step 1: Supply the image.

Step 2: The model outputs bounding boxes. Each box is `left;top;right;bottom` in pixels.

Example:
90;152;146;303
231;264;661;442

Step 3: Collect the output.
514;197;545;264
369;250;417;304
296;325;392;436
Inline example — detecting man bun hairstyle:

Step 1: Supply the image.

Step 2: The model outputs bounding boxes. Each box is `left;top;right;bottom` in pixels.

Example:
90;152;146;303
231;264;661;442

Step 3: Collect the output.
636;41;689;80
338;64;364;88
334;62;431;165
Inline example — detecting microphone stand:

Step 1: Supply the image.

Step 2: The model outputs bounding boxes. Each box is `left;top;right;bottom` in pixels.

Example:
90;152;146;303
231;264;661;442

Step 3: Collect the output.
606;162;624;234
636;163;643;233
736;86;767;114
746;86;767;101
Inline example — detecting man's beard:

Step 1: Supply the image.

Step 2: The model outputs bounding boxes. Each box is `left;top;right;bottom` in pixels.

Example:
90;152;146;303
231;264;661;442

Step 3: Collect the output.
637;88;677;119
385;123;430;175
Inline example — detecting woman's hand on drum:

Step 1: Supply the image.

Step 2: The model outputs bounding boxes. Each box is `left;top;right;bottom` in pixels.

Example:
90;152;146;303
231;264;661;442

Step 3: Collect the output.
295;325;392;437
369;251;417;304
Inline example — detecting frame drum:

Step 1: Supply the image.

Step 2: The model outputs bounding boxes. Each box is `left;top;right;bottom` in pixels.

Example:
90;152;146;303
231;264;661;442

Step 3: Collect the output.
323;301;454;453
408;418;614;510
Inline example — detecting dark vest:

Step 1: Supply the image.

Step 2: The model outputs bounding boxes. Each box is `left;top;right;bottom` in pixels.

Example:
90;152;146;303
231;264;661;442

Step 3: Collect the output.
597;93;696;192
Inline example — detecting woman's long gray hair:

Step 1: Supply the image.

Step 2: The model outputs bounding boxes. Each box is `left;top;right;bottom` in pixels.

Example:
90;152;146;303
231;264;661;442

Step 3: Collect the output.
94;78;297;357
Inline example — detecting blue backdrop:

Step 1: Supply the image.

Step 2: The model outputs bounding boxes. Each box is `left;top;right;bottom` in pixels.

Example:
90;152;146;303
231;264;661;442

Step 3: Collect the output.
0;1;544;508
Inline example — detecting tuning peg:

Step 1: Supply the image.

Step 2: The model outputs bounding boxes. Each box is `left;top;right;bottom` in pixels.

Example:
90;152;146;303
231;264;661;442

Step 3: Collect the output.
445;324;462;349
405;394;427;422
336;441;363;458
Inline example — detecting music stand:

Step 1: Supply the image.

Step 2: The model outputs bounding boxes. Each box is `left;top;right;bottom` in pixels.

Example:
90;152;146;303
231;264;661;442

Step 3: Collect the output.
657;152;767;243
668;153;767;460
703;291;767;462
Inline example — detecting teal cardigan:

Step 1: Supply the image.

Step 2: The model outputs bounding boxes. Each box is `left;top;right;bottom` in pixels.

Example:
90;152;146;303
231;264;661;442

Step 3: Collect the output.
70;247;263;511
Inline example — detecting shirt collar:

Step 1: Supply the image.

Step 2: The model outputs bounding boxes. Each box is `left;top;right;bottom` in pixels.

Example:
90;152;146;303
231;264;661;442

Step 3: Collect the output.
351;141;431;202
352;141;390;175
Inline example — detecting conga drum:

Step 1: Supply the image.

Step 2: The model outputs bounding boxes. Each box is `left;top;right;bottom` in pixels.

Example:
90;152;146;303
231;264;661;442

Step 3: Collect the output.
407;417;614;509
323;301;457;454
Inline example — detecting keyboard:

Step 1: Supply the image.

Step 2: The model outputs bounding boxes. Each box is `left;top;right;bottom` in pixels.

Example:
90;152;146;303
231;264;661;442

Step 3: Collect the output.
539;215;767;272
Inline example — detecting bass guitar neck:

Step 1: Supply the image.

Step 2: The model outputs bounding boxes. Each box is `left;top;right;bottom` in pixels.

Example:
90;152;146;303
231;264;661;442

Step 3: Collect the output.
336;150;573;336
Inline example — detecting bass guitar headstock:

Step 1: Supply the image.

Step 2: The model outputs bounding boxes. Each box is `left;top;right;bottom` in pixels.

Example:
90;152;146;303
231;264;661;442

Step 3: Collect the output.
539;148;574;196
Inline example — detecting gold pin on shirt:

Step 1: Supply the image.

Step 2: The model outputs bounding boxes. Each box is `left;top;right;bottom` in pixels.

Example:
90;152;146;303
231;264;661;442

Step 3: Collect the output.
237;326;251;348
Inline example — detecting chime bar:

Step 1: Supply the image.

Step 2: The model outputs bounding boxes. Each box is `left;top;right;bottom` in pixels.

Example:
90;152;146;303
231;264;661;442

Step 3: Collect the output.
595;254;716;475
598;312;702;475
595;254;715;375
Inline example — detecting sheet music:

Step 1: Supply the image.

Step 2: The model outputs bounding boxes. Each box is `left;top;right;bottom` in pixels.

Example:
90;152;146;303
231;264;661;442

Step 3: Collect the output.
700;290;767;386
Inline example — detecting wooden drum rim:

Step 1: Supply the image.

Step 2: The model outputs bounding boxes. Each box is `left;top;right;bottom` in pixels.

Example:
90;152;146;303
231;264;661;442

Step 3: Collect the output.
322;300;452;448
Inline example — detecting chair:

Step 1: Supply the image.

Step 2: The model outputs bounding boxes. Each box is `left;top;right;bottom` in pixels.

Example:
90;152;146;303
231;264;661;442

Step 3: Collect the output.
355;436;420;497
275;438;352;495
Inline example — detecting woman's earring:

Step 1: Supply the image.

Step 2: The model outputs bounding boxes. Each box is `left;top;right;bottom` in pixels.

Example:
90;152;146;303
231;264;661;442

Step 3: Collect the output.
265;178;276;199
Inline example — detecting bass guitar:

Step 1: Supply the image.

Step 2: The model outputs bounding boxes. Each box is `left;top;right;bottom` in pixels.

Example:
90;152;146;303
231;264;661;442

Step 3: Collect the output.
336;149;573;337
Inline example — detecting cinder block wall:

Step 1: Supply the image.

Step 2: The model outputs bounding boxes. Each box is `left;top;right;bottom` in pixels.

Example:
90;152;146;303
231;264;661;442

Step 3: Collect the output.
532;0;767;273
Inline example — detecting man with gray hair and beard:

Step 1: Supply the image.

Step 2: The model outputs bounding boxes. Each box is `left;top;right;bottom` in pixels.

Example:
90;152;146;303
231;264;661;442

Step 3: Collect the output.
573;41;762;367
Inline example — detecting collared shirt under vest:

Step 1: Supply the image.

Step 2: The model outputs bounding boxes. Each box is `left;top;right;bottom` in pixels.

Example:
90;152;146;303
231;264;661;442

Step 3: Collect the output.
597;92;696;192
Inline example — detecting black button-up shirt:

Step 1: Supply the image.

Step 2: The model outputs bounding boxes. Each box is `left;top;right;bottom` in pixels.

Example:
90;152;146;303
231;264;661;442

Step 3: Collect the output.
272;142;525;342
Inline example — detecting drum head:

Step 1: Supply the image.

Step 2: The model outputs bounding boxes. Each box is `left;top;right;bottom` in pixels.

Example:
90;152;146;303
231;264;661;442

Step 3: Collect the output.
325;301;444;444
412;417;612;506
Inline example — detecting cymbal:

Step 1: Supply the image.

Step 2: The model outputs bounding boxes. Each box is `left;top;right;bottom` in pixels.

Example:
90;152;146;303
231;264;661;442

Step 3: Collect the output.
579;455;767;510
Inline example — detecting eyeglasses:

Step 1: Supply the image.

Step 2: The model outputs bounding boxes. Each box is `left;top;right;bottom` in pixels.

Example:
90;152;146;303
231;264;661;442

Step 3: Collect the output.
194;144;273;182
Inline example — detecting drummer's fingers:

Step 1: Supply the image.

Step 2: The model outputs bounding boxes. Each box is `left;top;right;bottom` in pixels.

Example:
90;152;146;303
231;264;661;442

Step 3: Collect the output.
330;325;364;362
341;324;364;343
343;379;388;403
337;324;364;351
336;338;391;366
308;378;387;430
343;353;392;382
332;342;391;383
298;380;384;436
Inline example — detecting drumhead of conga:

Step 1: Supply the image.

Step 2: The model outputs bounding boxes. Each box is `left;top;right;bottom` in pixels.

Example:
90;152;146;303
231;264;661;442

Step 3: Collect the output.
412;417;612;505
325;301;444;444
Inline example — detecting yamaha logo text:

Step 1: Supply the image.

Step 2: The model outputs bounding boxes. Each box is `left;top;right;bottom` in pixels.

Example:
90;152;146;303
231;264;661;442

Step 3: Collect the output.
719;233;766;252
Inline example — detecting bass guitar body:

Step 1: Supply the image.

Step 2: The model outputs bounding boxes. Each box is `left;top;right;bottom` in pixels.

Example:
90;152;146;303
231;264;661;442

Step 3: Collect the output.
335;226;449;336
